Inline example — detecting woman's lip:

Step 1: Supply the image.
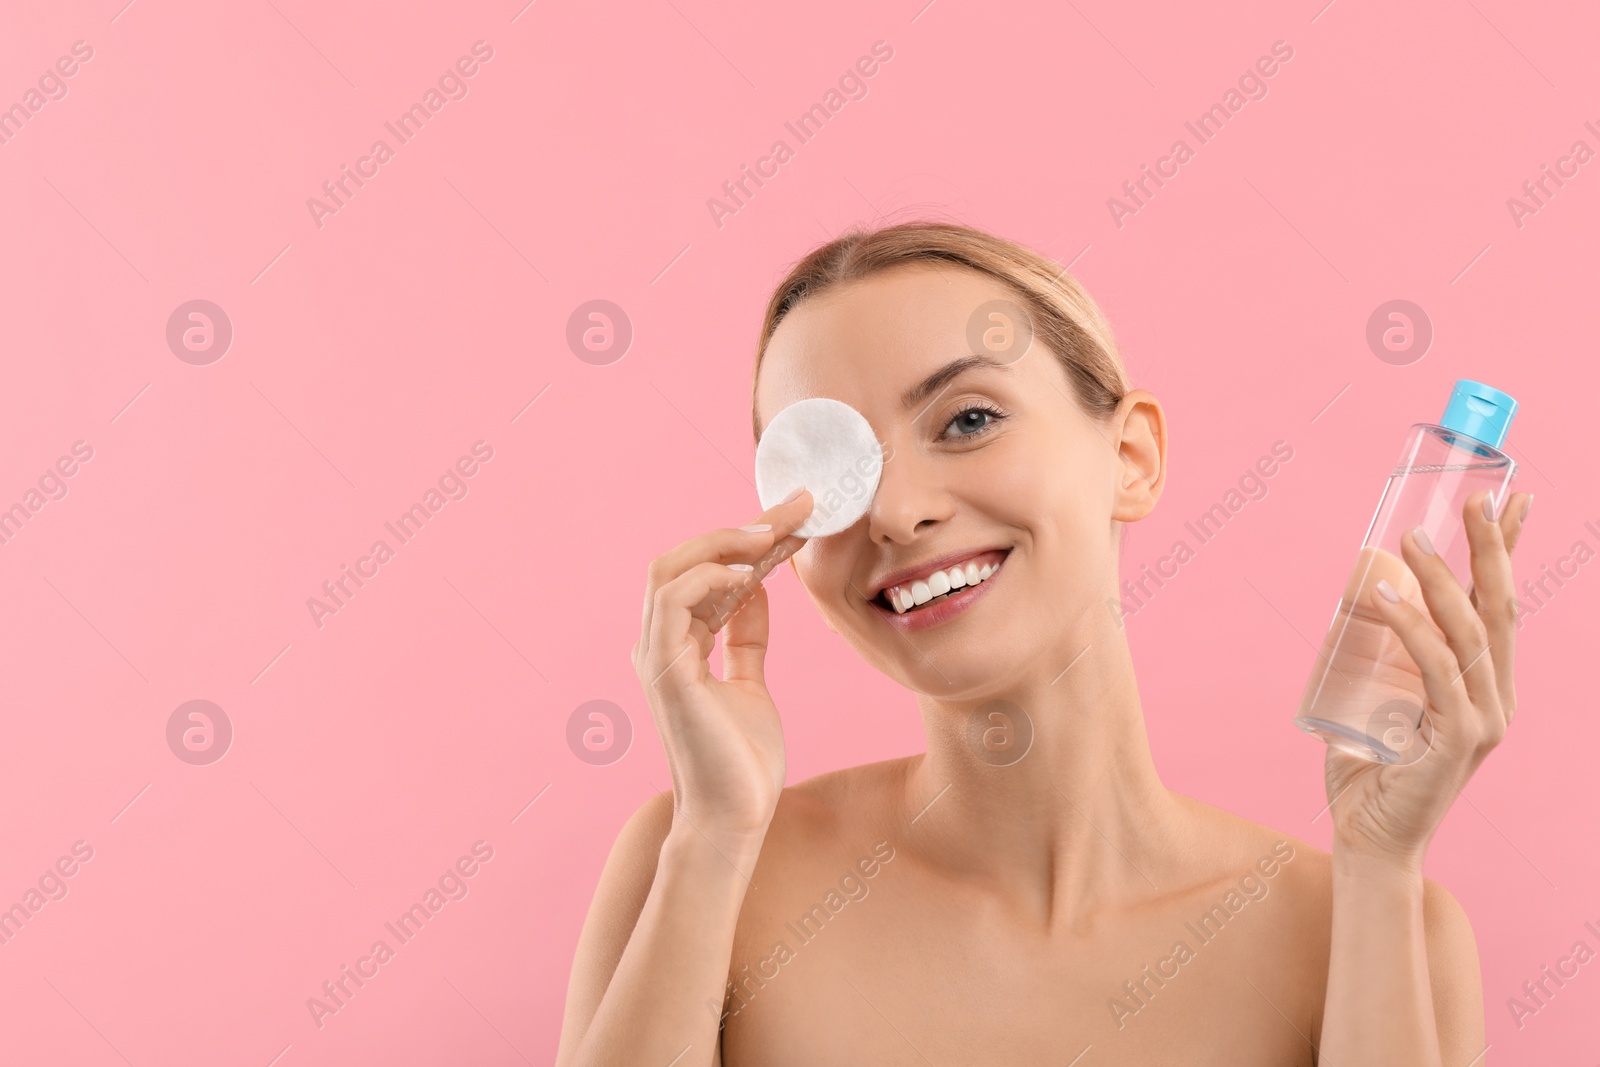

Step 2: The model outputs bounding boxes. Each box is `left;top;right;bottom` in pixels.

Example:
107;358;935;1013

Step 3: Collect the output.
869;552;1008;632
867;546;1011;600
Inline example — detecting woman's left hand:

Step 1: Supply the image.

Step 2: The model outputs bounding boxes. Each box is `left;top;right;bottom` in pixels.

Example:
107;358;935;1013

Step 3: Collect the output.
1324;489;1533;865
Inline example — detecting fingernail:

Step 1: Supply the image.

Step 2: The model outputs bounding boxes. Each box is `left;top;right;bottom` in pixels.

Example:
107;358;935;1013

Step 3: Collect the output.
1521;494;1533;522
740;523;772;532
1413;527;1436;556
782;486;806;504
729;563;754;572
1482;495;1496;523
1376;578;1401;603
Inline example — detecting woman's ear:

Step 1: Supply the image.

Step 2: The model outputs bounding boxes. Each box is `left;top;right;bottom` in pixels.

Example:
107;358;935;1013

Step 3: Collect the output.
1110;389;1167;522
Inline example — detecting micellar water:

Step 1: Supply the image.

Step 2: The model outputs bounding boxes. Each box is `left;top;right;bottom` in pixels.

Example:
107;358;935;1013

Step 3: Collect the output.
1293;380;1519;764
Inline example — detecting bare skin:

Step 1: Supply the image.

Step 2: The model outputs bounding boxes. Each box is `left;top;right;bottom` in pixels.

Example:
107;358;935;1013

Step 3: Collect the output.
556;262;1529;1065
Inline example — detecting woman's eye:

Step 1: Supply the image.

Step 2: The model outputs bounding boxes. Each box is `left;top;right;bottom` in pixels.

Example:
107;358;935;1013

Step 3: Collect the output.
942;406;1003;439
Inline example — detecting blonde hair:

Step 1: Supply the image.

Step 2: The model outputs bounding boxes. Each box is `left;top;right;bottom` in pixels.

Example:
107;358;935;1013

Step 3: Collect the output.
751;220;1131;441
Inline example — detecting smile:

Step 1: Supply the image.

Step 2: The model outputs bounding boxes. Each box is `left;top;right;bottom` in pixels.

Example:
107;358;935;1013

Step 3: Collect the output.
867;548;1010;630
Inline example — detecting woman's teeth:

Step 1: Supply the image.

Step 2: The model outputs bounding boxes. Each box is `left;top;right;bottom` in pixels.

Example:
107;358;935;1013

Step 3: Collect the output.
884;560;998;614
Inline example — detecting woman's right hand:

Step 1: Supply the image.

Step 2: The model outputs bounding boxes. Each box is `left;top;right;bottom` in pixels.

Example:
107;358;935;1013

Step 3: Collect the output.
632;489;814;847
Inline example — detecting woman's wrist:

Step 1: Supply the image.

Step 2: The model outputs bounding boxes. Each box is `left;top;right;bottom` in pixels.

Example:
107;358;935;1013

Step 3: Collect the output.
1331;837;1427;884
663;817;768;882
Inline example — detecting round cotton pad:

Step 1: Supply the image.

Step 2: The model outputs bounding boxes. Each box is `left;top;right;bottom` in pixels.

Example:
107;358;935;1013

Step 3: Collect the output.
755;397;883;538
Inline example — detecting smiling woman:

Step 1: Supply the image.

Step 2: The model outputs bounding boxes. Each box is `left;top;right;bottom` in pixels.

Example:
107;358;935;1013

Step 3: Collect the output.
556;220;1532;1067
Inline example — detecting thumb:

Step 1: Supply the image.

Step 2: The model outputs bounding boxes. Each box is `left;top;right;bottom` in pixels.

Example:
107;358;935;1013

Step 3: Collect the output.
722;578;771;686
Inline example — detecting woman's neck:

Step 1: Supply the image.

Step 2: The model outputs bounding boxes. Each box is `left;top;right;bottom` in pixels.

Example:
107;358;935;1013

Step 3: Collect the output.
903;621;1189;930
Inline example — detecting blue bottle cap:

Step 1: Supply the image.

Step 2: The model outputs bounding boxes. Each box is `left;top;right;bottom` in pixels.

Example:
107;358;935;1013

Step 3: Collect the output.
1440;379;1517;449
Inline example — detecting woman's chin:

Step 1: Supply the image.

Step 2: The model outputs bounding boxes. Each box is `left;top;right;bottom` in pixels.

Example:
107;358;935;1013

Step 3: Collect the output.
889;641;1048;701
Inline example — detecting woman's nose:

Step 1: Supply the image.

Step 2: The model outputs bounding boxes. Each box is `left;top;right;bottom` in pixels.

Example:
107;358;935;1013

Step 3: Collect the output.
866;444;954;545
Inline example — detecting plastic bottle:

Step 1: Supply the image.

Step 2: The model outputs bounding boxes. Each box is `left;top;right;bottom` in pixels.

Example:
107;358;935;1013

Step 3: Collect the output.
1293;380;1519;764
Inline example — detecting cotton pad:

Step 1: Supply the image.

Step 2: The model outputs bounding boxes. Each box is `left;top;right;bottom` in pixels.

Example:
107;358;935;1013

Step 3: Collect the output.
755;397;883;538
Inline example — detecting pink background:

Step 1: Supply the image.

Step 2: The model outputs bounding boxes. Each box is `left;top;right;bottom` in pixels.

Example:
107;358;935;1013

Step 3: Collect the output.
1;0;1595;1062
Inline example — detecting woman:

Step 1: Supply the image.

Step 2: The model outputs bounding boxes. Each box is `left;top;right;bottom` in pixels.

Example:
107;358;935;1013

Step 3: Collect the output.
556;222;1529;1064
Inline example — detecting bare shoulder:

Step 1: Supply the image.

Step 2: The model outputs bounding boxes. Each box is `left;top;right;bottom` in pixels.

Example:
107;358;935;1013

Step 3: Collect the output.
577;756;909;909
1170;792;1482;937
776;754;917;816
1168;790;1332;897
1168;792;1484;1049
756;755;917;867
572;757;911;931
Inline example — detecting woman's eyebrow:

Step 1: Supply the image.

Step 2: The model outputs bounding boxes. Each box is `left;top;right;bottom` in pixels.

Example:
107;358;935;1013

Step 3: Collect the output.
900;354;1009;410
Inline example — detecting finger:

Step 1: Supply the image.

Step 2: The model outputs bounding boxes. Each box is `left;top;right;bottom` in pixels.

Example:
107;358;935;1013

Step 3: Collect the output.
699;532;808;632
648;561;759;689
690;499;812;631
1399;526;1503;731
1465;491;1520;720
722;579;771;685
688;616;716;662
762;487;816;541
750;533;805;584
640;525;781;657
1502;491;1532;556
696;563;759;628
1500;491;1531;724
639;490;814;646
641;628;717;702
739;490;813;589
1368;578;1496;755
1471;491;1528;611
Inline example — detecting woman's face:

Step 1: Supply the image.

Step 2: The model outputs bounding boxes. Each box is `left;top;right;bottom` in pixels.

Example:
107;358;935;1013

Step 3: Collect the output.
755;262;1165;699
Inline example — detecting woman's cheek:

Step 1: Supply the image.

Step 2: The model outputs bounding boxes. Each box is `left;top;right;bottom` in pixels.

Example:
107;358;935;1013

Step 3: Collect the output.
795;543;852;620
972;437;1061;515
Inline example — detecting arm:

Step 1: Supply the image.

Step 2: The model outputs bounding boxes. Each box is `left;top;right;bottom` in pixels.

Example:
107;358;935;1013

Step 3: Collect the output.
555;489;813;1066
555;792;764;1067
1319;851;1485;1065
1316;488;1528;1065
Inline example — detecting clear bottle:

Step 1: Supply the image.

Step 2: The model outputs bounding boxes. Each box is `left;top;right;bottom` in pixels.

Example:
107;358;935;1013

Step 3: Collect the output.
1294;380;1519;764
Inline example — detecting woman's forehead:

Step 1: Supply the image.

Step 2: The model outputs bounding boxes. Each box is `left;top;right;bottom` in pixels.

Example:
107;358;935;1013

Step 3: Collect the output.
755;264;1012;429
